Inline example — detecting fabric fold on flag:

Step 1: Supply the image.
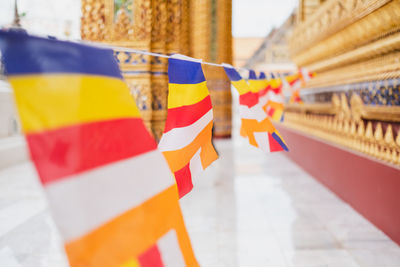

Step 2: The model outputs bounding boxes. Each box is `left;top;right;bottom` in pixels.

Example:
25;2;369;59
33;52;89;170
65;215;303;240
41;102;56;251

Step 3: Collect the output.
223;64;288;153
0;30;198;267
159;56;218;198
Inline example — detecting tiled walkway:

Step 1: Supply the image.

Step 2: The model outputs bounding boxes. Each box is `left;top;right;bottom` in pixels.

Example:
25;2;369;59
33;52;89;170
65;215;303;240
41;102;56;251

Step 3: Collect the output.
0;137;399;266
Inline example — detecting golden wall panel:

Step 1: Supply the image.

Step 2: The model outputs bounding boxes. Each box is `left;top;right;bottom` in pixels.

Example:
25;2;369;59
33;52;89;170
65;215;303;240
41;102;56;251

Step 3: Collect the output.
292;0;400;67
290;0;392;59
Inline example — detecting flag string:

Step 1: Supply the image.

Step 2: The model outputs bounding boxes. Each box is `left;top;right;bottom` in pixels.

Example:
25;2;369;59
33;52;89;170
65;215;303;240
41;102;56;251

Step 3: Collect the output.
81;40;268;75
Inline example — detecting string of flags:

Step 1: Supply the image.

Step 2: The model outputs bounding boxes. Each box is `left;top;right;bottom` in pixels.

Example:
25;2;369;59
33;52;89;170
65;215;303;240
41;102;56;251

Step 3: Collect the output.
0;29;315;267
158;56;218;198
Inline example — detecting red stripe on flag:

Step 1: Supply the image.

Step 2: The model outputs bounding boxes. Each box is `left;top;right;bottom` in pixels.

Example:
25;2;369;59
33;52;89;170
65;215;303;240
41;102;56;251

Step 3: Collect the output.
258;86;270;97
268;133;284;152
164;95;212;133
27;118;157;185
272;87;281;94
267;107;275;118
174;163;193;198
138;245;165;267
239;91;259;108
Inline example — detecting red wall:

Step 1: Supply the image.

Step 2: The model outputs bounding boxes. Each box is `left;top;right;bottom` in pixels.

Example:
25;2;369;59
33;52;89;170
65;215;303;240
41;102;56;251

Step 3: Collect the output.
276;125;400;245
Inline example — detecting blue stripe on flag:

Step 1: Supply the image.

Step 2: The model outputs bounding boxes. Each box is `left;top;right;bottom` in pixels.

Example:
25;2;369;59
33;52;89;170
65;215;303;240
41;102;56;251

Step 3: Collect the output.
223;67;242;81
249;70;257;79
0;30;123;79
271;132;289;151
168;58;205;84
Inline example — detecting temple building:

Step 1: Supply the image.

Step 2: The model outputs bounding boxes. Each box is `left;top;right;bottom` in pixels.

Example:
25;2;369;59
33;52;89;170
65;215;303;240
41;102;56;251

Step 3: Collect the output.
281;0;400;246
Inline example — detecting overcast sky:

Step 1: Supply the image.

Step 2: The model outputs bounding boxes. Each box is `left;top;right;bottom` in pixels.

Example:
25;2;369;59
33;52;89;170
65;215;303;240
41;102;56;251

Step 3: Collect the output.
233;0;297;37
0;0;297;38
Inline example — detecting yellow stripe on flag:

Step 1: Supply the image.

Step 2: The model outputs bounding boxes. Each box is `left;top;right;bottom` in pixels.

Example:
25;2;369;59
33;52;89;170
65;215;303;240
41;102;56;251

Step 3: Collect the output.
231;80;250;95
270;79;281;88
120;259;140;267
168;81;209;109
248;80;266;93
272;110;283;122
9;74;140;133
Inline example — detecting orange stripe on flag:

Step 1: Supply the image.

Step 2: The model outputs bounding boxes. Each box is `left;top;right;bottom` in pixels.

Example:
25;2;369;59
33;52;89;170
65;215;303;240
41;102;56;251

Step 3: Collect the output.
240;118;276;147
65;186;198;267
162;122;217;173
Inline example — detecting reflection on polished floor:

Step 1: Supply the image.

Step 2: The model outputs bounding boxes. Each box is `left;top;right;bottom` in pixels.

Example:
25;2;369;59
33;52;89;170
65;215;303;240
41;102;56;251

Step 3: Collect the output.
1;136;400;266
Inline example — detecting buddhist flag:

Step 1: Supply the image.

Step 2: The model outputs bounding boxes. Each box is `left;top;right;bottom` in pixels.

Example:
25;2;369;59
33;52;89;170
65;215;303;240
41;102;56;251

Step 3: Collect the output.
0;31;198;267
289;89;303;104
255;71;284;116
223;64;288;153
248;69;268;98
264;100;284;122
300;67;315;82
269;74;283;95
285;72;302;90
256;71;271;106
158;56;218;198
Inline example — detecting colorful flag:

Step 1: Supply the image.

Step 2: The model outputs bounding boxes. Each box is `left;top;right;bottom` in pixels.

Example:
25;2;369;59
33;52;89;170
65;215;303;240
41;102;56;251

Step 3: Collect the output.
255;72;284;117
259;71;267;79
289;89;303;104
248;69;268;97
269;75;283;95
264;100;285;122
0;31;198;267
286;68;317;104
300;67;315;82
223;64;288;153
158;56;218;198
285;72;302;90
257;71;271;106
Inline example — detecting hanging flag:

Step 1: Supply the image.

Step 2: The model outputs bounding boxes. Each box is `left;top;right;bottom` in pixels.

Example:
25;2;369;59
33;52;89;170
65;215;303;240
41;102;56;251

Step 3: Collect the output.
300;67;315;82
223;64;288;153
0;31;198;267
287;68;316;104
158;56;218;198
257;71;271;106
259;71;267;79
289;89;303;104
248;69;267;97
285;72;302;90
264;100;285;122
269;75;283;95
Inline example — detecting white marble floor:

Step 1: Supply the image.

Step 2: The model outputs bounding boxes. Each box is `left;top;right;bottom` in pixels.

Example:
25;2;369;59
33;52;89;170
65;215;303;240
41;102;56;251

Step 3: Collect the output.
0;137;400;266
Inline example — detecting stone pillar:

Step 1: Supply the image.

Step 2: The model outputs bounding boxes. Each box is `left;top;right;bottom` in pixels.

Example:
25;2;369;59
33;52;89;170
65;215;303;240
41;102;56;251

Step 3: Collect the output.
150;0;168;141
189;0;211;60
206;0;233;138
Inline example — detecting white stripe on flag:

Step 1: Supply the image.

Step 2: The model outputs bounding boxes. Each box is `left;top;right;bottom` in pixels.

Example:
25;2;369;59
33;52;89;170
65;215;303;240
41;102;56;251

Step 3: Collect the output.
189;148;203;181
158;109;213;151
45;150;175;242
301;68;311;82
292;80;301;90
259;94;269;107
238;104;266;122
268;91;284;103
158;230;186;267
254;132;271;153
